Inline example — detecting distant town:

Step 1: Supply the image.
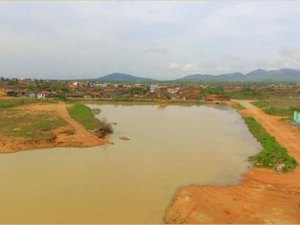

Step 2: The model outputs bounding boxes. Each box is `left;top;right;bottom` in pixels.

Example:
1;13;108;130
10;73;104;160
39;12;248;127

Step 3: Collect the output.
1;76;300;102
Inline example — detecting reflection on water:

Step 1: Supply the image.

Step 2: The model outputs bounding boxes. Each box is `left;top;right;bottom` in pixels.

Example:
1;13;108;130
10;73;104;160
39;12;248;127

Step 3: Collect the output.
0;104;260;223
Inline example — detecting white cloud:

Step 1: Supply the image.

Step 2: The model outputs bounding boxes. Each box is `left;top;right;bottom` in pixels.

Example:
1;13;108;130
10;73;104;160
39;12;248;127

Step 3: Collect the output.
257;48;300;70
0;1;300;79
182;64;201;72
166;63;180;70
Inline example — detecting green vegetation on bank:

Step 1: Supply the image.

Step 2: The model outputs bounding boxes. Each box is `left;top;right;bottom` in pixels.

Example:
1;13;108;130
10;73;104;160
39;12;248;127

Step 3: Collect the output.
232;102;246;110
199;87;266;100
251;100;269;109
252;100;300;118
0;109;67;140
0;98;58;109
227;89;266;99
70;97;203;105
67;103;102;130
67;103;113;136
244;117;297;172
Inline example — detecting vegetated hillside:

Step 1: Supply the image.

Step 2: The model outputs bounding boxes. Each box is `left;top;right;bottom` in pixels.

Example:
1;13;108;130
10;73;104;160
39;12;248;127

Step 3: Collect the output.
179;69;300;81
97;73;155;82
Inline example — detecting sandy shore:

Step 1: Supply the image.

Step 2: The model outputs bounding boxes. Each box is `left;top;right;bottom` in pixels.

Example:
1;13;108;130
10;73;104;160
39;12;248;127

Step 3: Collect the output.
0;102;106;153
165;101;300;223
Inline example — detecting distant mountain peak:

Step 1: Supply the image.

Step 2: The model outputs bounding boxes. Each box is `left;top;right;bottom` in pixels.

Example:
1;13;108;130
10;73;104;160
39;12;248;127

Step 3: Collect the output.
246;69;268;76
249;68;267;73
180;68;300;81
95;68;300;82
97;73;155;81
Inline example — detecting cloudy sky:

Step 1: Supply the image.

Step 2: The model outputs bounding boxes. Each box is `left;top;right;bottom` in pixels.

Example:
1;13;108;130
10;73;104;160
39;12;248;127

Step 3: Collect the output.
1;1;300;79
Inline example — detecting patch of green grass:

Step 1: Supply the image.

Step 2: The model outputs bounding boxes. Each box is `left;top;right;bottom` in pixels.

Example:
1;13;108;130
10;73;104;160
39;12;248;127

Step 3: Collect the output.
244;117;297;172
226;89;266;100
252;100;300;118
232;102;246;110
67;103;102;130
264;107;295;117
92;108;101;115
251;100;269;109
0;110;66;140
0;98;37;108
0;98;59;109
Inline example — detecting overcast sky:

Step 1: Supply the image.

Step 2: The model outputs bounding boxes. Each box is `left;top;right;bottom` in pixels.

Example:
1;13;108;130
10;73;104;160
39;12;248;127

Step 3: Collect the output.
1;1;300;79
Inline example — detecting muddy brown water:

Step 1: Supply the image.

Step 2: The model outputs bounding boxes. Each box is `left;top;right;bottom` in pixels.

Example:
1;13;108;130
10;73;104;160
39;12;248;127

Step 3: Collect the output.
0;104;261;223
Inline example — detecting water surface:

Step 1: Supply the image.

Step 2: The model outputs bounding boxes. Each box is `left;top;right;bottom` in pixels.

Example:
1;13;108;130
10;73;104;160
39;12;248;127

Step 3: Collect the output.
0;104;260;223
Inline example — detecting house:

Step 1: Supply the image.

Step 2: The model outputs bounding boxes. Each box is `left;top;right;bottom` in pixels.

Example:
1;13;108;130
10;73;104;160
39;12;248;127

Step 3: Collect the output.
150;85;159;93
99;83;108;88
65;92;85;98
177;87;201;100
5;89;21;97
233;86;244;92
67;83;77;90
29;93;37;98
167;88;179;95
20;78;32;85
37;93;46;99
0;89;5;97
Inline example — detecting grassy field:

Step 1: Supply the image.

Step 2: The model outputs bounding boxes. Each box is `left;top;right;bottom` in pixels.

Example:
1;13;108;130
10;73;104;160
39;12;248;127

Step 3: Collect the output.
0;108;67;140
67;103;103;130
226;89;266;100
231;102;246;110
252;98;300;118
0;98;58;109
244;117;297;172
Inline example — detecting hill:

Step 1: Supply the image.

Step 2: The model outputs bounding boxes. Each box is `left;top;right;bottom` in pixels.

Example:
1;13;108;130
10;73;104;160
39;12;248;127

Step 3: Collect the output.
180;69;300;81
97;73;155;82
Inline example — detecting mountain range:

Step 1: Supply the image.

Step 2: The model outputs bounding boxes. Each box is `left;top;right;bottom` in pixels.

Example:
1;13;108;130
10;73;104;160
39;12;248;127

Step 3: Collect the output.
96;69;300;82
97;73;154;81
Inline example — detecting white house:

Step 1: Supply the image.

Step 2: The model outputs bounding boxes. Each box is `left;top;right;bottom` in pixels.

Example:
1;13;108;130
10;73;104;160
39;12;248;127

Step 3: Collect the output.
37;93;46;99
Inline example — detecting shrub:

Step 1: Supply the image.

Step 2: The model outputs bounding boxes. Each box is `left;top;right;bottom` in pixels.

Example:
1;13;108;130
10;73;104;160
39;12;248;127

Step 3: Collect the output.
244;117;297;172
67;103;102;130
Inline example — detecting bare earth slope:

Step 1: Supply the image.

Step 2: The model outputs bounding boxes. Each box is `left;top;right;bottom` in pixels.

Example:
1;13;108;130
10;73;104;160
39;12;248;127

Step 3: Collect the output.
165;100;300;224
0;102;105;153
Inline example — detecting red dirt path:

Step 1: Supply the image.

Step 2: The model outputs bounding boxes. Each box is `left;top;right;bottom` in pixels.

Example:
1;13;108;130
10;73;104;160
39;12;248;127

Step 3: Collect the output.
0;103;105;153
165;101;300;224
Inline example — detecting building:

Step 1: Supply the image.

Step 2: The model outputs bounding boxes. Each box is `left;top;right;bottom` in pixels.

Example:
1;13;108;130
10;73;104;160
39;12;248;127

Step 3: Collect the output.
37;93;46;99
150;85;159;93
29;93;37;98
0;89;5;97
167;88;179;95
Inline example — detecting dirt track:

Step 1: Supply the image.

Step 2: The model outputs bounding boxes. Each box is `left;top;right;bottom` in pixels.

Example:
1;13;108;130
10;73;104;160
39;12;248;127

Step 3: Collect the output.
30;102;104;147
0;103;105;153
165;100;300;224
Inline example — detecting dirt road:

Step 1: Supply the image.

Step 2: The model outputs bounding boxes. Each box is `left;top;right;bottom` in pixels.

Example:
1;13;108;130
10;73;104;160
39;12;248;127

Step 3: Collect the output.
30;102;104;147
165;100;300;224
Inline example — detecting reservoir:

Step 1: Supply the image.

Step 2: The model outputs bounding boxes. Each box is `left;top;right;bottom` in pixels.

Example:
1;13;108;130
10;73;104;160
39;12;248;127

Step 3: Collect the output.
0;104;260;223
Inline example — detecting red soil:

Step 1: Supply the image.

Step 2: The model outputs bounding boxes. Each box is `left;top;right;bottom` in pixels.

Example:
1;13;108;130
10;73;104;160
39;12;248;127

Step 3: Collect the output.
0;103;105;153
165;101;300;224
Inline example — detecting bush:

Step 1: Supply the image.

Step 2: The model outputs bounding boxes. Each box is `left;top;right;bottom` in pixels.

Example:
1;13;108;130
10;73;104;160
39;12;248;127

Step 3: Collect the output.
0;98;59;108
252;100;300;118
92;108;101;115
67;103;102;130
67;103;113;138
244;117;297;172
